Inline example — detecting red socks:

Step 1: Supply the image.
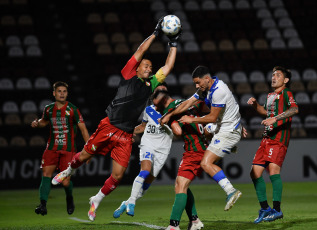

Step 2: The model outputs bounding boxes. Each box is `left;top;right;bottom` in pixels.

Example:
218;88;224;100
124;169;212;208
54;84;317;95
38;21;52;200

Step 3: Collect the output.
70;152;84;169
101;175;120;195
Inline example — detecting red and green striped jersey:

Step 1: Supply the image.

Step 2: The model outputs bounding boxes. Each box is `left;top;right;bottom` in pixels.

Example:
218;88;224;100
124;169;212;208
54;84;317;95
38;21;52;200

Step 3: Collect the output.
42;101;84;152
164;99;208;152
263;87;298;147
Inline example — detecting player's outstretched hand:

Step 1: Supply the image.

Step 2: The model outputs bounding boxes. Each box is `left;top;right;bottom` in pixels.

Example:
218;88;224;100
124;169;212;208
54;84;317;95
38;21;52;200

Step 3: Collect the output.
153;17;164;37
167;28;182;47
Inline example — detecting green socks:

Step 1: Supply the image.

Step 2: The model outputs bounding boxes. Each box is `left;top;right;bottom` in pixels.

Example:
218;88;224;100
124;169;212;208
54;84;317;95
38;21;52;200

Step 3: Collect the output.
270;174;282;202
64;181;73;197
39;176;51;201
252;176;267;202
170;193;187;221
185;188;197;219
253;174;283;211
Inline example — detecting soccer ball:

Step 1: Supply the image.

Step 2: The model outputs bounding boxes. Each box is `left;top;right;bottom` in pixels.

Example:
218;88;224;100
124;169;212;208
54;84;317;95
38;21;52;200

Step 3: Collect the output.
161;15;181;36
205;123;218;134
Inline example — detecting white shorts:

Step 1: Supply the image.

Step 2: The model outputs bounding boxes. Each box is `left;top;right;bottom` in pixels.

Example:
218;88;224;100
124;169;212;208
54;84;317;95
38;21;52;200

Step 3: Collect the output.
139;146;169;177
207;126;242;158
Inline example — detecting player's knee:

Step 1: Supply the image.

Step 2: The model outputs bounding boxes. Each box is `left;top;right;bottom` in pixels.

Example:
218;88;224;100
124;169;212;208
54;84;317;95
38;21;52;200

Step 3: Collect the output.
200;160;208;171
79;149;92;162
139;170;150;179
112;173;124;181
175;183;186;194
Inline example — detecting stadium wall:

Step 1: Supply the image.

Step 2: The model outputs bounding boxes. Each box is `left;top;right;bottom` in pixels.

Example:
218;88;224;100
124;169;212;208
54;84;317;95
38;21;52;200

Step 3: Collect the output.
0;140;316;189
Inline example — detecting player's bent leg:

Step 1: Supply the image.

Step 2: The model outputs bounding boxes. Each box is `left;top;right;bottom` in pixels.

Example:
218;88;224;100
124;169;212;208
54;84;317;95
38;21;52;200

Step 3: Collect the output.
52;150;91;185
129;170;150;203
201;150;242;211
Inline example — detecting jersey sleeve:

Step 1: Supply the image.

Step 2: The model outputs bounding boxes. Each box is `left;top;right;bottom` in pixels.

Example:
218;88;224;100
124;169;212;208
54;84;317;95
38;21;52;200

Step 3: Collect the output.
284;90;298;109
42;106;49;121
73;108;84;124
121;55;140;80
192;89;206;101
142;108;148;123
211;88;226;108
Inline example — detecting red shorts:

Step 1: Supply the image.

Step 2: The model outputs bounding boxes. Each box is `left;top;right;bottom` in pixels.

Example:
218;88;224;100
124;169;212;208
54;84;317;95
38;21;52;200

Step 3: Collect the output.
84;117;133;168
41;150;75;171
252;138;288;167
177;150;205;181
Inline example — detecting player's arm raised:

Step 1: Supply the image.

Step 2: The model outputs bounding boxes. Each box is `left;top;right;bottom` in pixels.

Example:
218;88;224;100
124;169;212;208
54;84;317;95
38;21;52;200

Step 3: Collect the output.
247;97;267;117
154;30;182;86
133;18;164;62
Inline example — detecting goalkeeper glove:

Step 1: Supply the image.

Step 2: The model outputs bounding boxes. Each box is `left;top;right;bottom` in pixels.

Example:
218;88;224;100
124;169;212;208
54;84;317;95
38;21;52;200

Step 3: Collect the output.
153;17;164;37
168;28;182;47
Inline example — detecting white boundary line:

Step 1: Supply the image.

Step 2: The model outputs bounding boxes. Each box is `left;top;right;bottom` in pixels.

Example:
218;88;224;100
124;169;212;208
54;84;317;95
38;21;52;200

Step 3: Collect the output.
69;217;91;223
111;221;165;229
69;217;165;229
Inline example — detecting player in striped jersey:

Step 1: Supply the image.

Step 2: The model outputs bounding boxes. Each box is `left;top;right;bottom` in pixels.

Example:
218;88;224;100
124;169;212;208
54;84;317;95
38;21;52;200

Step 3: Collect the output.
247;66;299;223
31;81;89;216
152;90;209;230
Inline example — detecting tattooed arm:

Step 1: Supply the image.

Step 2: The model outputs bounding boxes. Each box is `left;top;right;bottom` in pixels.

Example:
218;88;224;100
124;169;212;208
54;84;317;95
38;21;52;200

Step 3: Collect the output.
261;107;299;126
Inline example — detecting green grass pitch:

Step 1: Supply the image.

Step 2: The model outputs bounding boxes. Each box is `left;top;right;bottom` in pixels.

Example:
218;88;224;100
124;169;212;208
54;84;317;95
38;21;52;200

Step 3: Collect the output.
0;182;316;230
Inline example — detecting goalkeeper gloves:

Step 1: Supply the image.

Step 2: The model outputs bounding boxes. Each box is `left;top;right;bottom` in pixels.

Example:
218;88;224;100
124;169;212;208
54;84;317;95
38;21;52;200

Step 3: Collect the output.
153;17;164;37
168;28;182;47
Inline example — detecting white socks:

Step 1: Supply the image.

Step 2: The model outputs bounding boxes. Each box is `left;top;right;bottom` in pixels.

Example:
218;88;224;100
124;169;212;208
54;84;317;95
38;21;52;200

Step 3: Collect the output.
218;178;235;195
91;189;105;209
127;175;145;204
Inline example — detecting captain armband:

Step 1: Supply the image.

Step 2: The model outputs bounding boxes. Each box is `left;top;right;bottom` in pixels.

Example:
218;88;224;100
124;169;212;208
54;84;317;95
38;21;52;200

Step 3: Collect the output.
155;68;166;83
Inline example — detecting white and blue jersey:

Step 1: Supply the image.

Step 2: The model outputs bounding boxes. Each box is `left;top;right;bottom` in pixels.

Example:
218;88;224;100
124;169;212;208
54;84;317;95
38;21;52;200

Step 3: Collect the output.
138;105;173;177
139;105;173;154
193;76;241;132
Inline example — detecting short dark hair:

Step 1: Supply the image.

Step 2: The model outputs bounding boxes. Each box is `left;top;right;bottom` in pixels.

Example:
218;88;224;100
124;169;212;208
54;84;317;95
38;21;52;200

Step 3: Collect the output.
192;65;211;79
273;66;292;81
53;81;68;91
151;89;169;101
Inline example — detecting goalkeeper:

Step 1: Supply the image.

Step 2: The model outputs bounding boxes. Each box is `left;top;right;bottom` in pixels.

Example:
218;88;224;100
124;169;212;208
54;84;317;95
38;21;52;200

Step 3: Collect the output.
51;18;181;222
